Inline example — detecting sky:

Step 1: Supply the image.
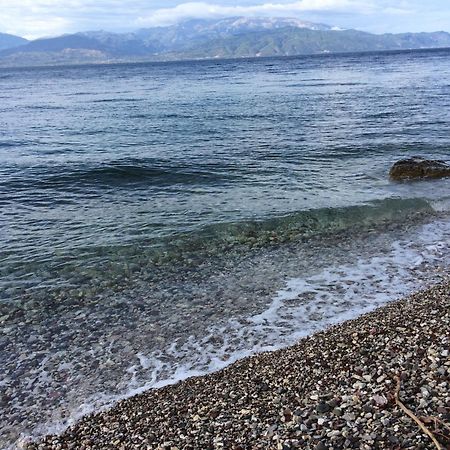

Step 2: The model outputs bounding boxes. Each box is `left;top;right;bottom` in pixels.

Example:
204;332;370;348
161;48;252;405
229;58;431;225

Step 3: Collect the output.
0;0;449;40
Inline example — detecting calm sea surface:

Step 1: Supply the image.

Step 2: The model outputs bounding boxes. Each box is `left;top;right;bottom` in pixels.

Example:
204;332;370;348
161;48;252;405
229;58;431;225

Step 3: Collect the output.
1;49;450;448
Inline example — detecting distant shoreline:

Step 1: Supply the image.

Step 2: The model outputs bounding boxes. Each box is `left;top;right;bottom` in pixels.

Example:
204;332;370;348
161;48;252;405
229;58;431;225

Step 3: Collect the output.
1;45;449;71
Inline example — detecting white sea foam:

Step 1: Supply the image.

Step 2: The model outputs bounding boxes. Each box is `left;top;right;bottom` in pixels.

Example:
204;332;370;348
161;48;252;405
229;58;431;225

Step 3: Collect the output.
430;196;450;213
16;217;450;449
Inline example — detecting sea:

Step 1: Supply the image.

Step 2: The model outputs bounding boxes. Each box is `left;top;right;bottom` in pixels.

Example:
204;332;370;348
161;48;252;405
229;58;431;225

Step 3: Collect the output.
0;48;449;449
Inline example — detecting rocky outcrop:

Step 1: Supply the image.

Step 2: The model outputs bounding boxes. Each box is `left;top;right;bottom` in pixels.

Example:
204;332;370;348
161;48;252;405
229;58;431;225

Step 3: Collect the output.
389;157;450;181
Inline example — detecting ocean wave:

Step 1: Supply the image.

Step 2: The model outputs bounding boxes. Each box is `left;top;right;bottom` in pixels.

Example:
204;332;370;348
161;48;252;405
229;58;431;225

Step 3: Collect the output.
25;105;65;111
0;161;238;192
59;197;440;274
0;196;440;304
92;98;145;103
0;140;27;148
160;197;436;254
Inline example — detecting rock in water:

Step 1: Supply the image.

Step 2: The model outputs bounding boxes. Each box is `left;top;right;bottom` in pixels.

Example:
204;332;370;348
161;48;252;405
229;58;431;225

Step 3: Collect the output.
389;157;450;180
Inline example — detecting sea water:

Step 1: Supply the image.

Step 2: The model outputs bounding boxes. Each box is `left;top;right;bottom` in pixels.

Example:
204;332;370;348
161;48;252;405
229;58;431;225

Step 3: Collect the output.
0;49;449;448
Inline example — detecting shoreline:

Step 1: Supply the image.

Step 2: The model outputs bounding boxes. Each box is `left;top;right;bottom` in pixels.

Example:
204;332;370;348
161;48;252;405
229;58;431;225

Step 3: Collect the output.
26;280;450;449
4;210;448;450
1;43;449;71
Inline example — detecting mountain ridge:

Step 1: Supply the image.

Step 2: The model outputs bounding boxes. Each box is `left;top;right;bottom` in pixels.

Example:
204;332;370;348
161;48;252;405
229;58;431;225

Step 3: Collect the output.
1;18;450;67
0;32;28;51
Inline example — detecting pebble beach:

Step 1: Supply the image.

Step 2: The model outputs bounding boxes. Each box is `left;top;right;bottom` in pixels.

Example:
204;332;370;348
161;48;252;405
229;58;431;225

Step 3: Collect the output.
27;280;450;450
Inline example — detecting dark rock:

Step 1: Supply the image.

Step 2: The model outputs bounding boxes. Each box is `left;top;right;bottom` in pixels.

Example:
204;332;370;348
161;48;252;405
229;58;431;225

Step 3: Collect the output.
363;405;374;413
283;407;293;422
316;402;331;414
389;157;450;180
315;442;328;450
0;394;11;407
208;407;220;419
387;434;400;445
328;399;339;408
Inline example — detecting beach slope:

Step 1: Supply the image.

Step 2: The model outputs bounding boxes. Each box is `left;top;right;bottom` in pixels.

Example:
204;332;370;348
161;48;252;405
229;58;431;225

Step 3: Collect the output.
28;281;450;450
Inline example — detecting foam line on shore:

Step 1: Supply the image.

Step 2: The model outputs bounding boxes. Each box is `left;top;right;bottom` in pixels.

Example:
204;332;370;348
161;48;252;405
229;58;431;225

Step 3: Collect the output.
26;280;450;449
14;217;450;449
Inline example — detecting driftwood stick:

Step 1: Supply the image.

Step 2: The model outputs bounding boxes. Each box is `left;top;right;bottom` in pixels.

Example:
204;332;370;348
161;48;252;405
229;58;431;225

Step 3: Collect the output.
394;375;443;450
420;415;450;433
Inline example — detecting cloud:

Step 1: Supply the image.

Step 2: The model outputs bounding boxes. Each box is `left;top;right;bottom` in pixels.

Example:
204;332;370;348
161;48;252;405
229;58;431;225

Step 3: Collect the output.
0;0;446;38
0;0;148;38
136;1;377;27
382;7;414;16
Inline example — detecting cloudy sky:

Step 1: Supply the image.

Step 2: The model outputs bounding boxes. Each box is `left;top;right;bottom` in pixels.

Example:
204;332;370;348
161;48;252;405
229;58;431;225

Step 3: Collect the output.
0;0;449;40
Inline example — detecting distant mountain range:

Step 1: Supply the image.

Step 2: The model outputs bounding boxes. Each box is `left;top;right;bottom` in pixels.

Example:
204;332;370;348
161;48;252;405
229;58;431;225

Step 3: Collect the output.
1;17;450;67
0;32;28;51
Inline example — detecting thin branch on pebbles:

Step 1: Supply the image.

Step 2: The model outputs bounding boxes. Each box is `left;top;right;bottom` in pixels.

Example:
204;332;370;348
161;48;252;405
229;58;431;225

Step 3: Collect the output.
394;375;443;450
420;415;450;433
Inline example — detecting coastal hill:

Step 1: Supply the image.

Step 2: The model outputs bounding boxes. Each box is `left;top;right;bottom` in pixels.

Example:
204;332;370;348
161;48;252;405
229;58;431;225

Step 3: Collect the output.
1;17;450;67
0;32;28;51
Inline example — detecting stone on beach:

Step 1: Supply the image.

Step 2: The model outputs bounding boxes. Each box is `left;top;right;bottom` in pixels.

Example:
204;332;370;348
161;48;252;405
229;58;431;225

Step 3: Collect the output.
389;157;450;180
